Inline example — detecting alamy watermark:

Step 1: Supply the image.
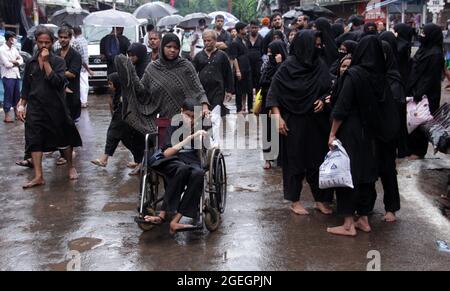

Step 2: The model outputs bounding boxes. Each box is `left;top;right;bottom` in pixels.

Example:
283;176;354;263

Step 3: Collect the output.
170;107;281;160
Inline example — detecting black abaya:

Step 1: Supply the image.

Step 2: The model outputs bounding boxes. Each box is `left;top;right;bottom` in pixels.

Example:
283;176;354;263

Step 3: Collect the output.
267;30;333;203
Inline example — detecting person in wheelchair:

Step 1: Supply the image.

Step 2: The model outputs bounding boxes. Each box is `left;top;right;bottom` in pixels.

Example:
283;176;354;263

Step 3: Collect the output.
144;98;208;234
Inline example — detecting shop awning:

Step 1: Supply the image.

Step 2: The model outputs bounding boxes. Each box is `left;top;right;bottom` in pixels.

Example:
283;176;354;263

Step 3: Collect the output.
366;0;400;11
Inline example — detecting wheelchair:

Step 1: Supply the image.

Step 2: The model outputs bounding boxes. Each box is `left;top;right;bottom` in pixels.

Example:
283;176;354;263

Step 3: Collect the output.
134;116;227;233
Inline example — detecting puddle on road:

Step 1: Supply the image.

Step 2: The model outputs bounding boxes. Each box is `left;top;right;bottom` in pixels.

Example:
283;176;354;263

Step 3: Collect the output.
68;237;103;252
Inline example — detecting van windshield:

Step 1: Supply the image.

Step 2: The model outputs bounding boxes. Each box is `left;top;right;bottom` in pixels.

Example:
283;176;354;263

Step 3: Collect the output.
84;26;136;43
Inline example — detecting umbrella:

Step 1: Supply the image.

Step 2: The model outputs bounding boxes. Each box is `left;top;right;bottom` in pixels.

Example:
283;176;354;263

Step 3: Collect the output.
133;1;178;20
83;9;139;27
297;5;335;19
282;9;302;19
50;7;89;27
156;15;184;28
27;24;58;39
208;11;239;26
178;13;212;29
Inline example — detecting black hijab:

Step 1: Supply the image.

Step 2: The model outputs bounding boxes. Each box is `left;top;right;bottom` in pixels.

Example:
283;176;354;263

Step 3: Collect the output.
315;17;339;67
343;35;399;141
415;23;443;61
342;40;358;54
379;31;399;63
394;23;414;43
267;30;332;115
260;40;288;87
407;23;444;94
159;33;182;69
331;23;344;39
127;42;149;78
272;30;285;41
336;31;358;47
268;40;288;65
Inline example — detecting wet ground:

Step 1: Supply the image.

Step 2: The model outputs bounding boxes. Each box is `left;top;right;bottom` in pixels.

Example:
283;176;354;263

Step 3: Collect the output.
1;93;450;271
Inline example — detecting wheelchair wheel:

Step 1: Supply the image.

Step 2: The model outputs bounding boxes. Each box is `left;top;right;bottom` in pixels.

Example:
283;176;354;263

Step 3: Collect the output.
213;152;227;214
204;206;220;232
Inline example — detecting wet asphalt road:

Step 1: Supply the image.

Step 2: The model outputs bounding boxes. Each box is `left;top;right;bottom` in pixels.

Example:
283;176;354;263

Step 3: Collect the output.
0;93;449;271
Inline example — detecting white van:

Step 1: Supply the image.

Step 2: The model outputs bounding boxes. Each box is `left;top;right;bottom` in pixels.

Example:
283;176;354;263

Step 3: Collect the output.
84;19;148;89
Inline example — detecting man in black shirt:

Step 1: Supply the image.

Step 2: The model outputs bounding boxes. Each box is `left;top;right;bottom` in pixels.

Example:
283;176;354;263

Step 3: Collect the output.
100;27;130;74
193;30;234;116
214;14;232;53
56;27;82;121
247;20;263;95
229;22;253;113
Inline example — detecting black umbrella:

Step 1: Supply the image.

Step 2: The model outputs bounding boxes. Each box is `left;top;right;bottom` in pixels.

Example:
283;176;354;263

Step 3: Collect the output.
297;5;335;19
50;8;90;27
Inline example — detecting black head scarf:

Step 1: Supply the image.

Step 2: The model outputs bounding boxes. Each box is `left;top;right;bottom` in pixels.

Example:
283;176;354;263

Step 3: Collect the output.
260;40;288;87
342;40;358;54
315;17;339;66
379;31;399;62
267;30;332;115
394;23;414;42
416;23;443;60
108;72;122;109
268;40;288;65
344;35;399;141
127;42;149;78
159;33;182;68
336;31;358;47
407;23;444;95
272;30;285;41
331;23;344;39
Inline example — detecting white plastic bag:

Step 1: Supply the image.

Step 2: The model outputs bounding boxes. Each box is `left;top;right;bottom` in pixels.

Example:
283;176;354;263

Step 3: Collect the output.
319;140;354;189
406;96;434;134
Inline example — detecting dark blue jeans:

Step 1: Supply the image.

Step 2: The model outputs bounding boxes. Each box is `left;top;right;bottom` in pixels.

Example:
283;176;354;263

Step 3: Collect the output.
2;77;20;113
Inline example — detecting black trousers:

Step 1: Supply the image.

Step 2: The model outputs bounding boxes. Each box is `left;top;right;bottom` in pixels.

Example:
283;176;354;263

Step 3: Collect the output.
155;159;204;218
336;183;376;216
371;141;401;213
284;168;333;203
235;72;253;113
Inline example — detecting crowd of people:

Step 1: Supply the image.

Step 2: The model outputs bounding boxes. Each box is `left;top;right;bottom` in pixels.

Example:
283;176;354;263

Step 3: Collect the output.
1;12;446;236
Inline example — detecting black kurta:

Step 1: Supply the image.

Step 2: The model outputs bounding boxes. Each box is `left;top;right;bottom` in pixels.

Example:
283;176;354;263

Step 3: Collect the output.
247;34;264;90
193;49;234;116
56;47;82;121
21;53;82;153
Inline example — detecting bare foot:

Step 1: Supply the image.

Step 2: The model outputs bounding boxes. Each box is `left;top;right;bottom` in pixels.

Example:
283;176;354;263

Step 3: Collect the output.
290;202;310;215
23;177;45;189
144;215;166;225
327;225;357;237
314;202;333;215
69;167;79;180
383;212;397;223
263;161;271;170
169;221;194;235
355;217;372;233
